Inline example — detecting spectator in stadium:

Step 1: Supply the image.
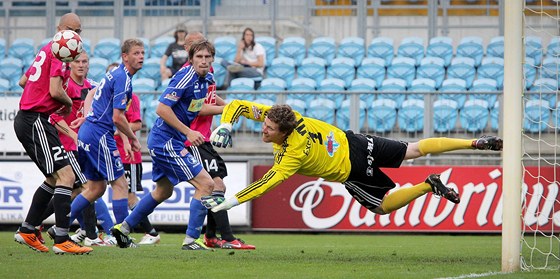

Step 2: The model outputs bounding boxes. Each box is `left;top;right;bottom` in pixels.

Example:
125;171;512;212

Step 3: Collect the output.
67;39;145;247
110;40;217;250
159;23;189;81
203;100;503;215
13;12;92;254
182;31;255;250
221;27;266;89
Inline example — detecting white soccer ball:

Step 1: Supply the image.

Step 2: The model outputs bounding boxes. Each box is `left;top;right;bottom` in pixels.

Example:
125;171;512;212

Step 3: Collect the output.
51;30;83;62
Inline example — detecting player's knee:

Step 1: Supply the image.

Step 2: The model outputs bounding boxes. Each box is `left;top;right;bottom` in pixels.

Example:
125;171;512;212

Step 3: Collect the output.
56;166;75;186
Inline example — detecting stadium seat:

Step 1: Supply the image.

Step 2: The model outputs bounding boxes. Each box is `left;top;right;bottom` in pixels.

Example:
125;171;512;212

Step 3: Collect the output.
132;78;157;106
433;99;459;133
143;98;160;131
228;77;255;101
367;37;394;67
386;56;416;88
257;77;286;102
277;36;306;66
0;38;6;61
93;37;121;62
477;57;504;89
8;38;35;61
456;36;484;67
266;57;296;88
213;36;237;62
356;57;386;87
524;99;550;133
426;36;453;67
378;78;407;108
337;36;365;67
540;56;560;80
212;56;227;89
525;36;543;66
156;78;170;92
523;57;537;90
554;101;560;129
546;36;560;58
288;77;316;103
367;98;397;133
286;98;307;114
486;36;504;58
297;56;327;86
150;36;175;58
408;78;436;101
398;99;424;133
447;57;476;89
416;56;445;89
438;78;467;108
490;101;500;131
249;98;275;132
10;84;23;93
528;78;557;108
318;78;346;107
307;97;337;125
307;37;336;66
0;57;23;87
348;78;376;104
336;99;366;131
138;37;151;58
36;38;51;53
397;37;424;66
255;36;276;67
326;57;355;88
137;57;161;81
470;78;499;106
460;99;490;132
82;38;92;55
0;78;10;92
88;57;110;83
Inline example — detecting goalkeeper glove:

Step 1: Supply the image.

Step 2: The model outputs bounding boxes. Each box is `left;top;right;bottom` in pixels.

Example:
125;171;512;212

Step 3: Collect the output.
201;195;225;209
211;197;240;212
210;123;233;148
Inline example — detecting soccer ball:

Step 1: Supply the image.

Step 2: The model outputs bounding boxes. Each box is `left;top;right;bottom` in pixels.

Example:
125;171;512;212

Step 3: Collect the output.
51;30;83;62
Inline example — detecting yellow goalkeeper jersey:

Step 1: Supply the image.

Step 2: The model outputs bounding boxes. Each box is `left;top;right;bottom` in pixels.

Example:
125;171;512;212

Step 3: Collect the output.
220;100;352;204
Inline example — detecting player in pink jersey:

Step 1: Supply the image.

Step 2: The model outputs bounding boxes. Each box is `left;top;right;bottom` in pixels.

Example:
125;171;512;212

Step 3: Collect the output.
13;12;92;255
183;32;255;250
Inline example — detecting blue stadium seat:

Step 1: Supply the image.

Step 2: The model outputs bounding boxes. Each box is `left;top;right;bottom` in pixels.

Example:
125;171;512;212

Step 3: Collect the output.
0;78;10;92
490;101;499;131
386;56;415;87
277;36;306;66
82;38;92;55
378;78;407;108
266;56;296;87
228;77;255;101
8;38;35;61
447;57;476;89
470;78;499;106
297;56;326;86
367;37;394;67
0;57;23;87
525;36;543;66
456;36;484;67
367;98;397;133
257;77;286;102
10;84;23;93
143;98;159;131
337;36;365;67
540;56;560;80
326;57;355;88
439;78;468;108
88;57;109;83
336;99;366;131
416;56;445;89
318;78;346;107
138;37;151;58
398;99;424;133
426;36;453;67
150;36;174;58
212;56;226;89
93;37;121;62
356;57;386;87
307;37;336;66
524;99;550;133
546;37;560;58
528;78;557;108
249;98;275;132
397;37;424;66
408;78;436;101
286;98;307;114
0;38;6;61
523;57;537;90
137;57;161;82
213;36;237;62
36;38;51;53
460;99;490;132
349;78;376;104
132;78;157;106
255;36;276;67
486;36;504;58
554;101;560;129
157;78;170;92
307;98;336;124
477;57;504;89
288;77;316;103
433;99;459;133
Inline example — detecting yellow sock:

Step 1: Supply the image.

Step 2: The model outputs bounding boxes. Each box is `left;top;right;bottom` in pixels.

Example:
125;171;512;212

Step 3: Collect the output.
418;137;474;156
380;182;432;213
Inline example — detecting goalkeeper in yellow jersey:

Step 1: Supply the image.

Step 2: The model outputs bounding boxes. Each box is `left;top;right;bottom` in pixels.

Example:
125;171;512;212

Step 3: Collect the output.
202;100;502;215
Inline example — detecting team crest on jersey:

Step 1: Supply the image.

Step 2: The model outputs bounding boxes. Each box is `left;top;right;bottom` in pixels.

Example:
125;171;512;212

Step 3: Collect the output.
252;105;263;119
164;91;180;102
188;98;205;112
324;131;339;157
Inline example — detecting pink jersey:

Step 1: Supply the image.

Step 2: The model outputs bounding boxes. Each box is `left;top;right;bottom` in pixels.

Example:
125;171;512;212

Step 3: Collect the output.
20;42;71;115
50;78;91;151
183;63;216;147
114;93;142;164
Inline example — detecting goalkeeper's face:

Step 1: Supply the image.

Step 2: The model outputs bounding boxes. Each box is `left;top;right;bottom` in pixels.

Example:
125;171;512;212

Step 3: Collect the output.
262;117;286;145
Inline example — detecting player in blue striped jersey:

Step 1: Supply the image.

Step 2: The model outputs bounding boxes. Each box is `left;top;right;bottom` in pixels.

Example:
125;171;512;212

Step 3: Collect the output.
111;39;218;250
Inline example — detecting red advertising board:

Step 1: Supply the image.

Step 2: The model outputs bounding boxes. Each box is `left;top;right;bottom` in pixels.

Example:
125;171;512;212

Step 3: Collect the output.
251;166;560;232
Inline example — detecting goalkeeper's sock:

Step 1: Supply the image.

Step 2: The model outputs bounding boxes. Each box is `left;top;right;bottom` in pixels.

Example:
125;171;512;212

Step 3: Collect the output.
94;199;114;234
418;137;473;156
186;198;207;239
380;182;432;214
123;193;159;229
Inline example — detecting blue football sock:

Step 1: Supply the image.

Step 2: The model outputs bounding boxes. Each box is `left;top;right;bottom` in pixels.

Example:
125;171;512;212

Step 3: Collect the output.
186;198;207;239
112;198;129;224
69;194;90;225
124;194;159;228
94;199;114;233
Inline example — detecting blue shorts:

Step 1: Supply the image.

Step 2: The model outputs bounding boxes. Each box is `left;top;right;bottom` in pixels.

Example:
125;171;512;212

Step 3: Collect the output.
77;121;124;182
147;131;203;186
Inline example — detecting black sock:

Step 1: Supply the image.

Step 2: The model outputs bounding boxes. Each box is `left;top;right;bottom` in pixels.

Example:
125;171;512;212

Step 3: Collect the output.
205;209;217;238
83;202;97;239
40;199;55;223
52;186;72;243
212;210;235;242
24;182;54;227
139;216;157;236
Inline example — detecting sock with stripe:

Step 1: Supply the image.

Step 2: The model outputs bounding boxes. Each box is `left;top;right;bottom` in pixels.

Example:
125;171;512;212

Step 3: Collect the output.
94;199;114;234
380;182;432;214
52;186;72;243
418;137;473;156
112;198;129;224
186;198;207;240
22;182;55;231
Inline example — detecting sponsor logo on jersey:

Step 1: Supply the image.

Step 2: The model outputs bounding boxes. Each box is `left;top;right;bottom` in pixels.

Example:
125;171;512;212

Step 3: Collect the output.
188;98;205;112
324;131;339;157
164;91;180;102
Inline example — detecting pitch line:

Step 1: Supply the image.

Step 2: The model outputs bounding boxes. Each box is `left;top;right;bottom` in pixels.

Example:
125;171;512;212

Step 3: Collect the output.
436;271;507;279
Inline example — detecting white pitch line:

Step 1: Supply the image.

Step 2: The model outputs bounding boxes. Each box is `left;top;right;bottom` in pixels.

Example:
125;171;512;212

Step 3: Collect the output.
435;271;507;279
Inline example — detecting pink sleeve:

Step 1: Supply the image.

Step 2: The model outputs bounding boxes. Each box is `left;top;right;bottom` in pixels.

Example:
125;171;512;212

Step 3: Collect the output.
126;94;142;123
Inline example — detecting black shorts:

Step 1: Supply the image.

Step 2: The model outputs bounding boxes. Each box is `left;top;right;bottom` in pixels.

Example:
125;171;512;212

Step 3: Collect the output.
67;150;87;188
343;131;408;210
124;163;143;192
13;110;70;176
187;142;227;179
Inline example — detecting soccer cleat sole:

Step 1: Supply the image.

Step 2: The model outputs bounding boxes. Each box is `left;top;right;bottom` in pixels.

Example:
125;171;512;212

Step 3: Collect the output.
14;233;49;253
426;174;460;204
